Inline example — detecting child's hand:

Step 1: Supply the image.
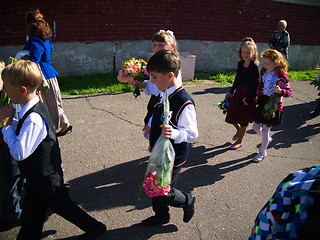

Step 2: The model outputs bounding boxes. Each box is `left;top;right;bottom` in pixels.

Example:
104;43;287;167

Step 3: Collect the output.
143;125;150;139
0;103;15;127
160;124;173;139
132;79;141;88
273;85;282;94
117;70;134;84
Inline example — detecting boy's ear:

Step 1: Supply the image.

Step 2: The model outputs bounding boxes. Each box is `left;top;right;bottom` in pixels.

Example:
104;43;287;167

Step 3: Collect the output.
19;86;28;95
168;72;175;81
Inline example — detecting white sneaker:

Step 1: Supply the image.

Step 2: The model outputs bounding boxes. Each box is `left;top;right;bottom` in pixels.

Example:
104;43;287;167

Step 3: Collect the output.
253;153;265;163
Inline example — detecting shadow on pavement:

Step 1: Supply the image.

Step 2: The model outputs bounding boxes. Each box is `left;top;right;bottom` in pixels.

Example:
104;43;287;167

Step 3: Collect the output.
270;101;320;149
191;86;230;95
246;101;320;150
56;223;178;240
68;142;254;213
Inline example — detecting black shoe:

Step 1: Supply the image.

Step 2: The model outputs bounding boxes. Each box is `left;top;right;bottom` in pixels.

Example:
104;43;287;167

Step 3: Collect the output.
79;222;106;240
57;125;73;137
141;215;170;226
183;193;196;223
310;111;320;117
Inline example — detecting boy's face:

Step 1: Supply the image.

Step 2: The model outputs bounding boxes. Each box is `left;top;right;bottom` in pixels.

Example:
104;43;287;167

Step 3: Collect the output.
2;81;23;104
150;71;174;91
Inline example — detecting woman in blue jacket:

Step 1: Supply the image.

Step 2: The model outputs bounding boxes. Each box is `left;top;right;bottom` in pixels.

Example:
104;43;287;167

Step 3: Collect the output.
24;9;72;136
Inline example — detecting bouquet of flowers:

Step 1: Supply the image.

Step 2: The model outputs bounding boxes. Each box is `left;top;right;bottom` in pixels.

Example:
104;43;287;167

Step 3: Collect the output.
141;90;175;198
217;92;232;114
262;93;278;120
121;57;148;98
310;75;320;92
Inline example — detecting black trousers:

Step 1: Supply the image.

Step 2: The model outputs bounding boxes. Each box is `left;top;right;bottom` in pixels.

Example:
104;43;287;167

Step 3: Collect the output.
17;173;102;240
151;166;187;219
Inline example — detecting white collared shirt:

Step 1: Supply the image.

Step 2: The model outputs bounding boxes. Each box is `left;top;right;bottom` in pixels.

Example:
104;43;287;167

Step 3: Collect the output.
2;96;47;161
148;83;198;144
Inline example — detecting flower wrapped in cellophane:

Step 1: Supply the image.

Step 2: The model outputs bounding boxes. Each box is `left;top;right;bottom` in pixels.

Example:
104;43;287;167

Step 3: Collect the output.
121;57;148;98
142;90;175;198
262;93;278;120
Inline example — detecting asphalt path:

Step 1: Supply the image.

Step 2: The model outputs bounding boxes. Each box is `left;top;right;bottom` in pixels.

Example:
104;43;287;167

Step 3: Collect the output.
1;80;319;240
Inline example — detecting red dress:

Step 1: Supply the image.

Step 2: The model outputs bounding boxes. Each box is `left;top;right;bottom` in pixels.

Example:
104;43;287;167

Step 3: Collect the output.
225;60;259;127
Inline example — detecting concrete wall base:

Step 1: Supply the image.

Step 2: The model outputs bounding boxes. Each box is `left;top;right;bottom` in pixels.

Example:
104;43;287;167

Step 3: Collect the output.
0;40;319;76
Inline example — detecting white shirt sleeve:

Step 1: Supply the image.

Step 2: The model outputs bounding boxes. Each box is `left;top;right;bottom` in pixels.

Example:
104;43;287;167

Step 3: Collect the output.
2;112;48;161
144;78;161;96
171;104;198;144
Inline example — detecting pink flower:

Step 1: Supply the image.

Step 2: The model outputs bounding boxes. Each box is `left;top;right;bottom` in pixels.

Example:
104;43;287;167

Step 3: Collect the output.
142;65;149;76
143;171;171;197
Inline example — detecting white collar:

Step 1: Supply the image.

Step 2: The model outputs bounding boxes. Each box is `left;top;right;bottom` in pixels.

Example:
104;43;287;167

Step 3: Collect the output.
160;83;182;102
18;96;40;119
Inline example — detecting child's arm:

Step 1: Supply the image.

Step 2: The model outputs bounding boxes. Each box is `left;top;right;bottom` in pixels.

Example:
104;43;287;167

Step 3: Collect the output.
161;104;198;143
1;110;47;161
0;103;15;128
274;74;292;98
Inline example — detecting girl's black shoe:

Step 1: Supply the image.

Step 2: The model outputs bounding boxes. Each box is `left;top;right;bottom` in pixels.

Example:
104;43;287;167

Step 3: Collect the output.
56;125;73;137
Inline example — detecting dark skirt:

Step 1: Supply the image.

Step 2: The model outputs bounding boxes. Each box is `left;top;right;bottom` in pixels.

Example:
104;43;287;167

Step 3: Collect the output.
225;84;256;127
254;95;282;126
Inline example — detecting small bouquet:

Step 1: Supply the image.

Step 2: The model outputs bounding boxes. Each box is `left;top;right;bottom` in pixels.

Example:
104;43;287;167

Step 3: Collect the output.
121;57;148;98
217;92;232;114
310;75;320;93
262;93;278;120
140;90;175;199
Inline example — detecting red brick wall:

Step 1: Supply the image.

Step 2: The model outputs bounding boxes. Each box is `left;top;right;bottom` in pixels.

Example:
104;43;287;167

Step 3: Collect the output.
1;0;319;46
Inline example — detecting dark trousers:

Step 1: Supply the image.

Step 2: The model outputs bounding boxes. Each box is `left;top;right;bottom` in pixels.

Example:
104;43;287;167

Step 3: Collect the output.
151;166;187;219
17;173;101;240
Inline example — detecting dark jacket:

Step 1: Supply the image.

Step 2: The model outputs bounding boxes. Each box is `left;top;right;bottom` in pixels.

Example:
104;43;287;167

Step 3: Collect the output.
230;60;259;103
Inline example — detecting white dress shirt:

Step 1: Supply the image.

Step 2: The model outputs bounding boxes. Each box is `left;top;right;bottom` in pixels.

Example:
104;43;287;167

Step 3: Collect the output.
2;96;48;161
148;83;198;144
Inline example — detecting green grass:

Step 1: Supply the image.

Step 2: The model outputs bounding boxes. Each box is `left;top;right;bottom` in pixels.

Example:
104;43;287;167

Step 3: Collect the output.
288;69;319;81
58;73;134;95
58;69;319;95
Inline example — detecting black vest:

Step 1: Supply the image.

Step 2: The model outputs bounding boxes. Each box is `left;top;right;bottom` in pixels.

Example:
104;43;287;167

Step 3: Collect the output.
150;87;195;166
16;101;62;179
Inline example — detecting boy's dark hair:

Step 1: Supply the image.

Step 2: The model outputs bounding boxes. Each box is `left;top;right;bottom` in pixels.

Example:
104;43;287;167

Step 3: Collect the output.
147;50;181;77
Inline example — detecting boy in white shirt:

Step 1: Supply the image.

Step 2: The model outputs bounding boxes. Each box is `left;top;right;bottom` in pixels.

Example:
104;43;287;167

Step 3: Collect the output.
141;50;198;226
0;60;106;240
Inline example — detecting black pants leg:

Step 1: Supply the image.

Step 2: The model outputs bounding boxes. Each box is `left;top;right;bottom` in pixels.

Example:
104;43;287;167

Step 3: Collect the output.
17;174;102;240
152;166;187;218
46;185;102;233
17;182;48;240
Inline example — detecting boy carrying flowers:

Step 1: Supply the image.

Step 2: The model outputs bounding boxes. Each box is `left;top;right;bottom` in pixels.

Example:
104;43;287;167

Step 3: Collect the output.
141;50;198;226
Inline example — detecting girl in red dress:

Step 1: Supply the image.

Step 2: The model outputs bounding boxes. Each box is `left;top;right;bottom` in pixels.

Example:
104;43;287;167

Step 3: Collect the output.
225;37;259;150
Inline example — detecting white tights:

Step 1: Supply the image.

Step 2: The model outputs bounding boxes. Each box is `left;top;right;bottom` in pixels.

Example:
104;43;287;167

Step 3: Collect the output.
252;122;271;156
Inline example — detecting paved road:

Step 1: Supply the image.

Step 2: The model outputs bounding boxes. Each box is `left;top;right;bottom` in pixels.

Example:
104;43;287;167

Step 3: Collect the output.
1;80;319;240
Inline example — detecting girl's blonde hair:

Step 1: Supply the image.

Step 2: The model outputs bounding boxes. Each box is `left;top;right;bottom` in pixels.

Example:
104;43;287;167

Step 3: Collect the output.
238;37;259;64
152;30;178;53
261;49;289;74
1;60;43;91
26;9;52;40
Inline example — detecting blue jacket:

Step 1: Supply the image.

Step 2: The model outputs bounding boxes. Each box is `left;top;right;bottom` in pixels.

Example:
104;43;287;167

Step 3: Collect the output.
24;36;58;79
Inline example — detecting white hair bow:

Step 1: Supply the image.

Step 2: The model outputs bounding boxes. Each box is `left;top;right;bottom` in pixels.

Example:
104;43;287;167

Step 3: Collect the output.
159;30;174;37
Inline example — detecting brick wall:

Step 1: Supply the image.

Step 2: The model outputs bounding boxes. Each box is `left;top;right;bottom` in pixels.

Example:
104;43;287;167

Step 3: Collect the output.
1;0;319;47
